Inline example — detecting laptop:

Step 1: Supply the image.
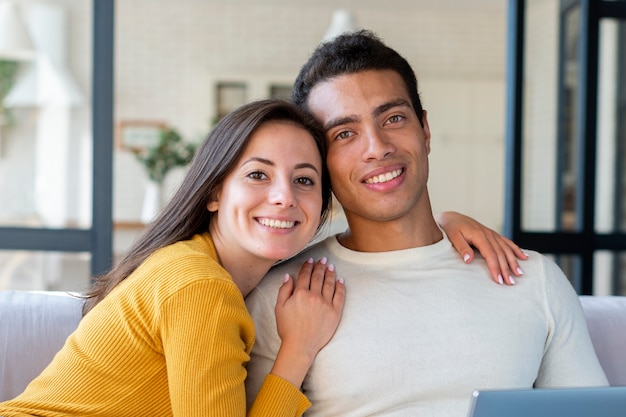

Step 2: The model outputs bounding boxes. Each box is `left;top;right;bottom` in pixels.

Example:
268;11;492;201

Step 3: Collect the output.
467;386;626;417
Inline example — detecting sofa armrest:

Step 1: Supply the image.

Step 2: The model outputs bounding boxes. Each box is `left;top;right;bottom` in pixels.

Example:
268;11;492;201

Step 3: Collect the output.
579;295;626;386
0;290;83;401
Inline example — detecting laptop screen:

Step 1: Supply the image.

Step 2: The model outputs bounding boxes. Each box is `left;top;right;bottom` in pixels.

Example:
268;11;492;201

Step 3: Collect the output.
467;386;626;417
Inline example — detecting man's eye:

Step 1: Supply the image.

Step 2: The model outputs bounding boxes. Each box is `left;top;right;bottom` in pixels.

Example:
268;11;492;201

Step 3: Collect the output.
336;131;353;140
387;115;403;124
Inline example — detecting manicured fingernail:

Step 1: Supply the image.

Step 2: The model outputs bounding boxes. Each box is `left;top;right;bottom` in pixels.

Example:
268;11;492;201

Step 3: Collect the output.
338;278;344;284
509;276;516;285
283;274;290;282
516;267;524;275
463;254;470;263
328;264;335;272
523;251;530;258
320;257;327;265
307;257;314;263
498;274;504;285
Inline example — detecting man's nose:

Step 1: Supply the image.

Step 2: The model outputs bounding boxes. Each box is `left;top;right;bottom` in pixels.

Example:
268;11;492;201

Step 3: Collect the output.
363;128;395;160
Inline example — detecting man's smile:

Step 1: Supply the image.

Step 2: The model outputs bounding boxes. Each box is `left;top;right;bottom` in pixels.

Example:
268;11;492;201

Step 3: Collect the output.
364;168;404;184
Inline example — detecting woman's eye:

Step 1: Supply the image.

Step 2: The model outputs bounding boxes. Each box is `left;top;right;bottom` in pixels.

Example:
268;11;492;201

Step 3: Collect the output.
295;177;314;186
248;171;267;180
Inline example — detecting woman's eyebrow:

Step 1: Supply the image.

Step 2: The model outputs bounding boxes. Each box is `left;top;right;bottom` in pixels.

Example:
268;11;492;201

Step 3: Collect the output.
242;158;319;174
295;162;320;174
242;157;274;167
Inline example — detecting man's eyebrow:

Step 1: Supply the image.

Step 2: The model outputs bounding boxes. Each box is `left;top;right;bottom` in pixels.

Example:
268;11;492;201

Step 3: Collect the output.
322;99;413;132
373;99;412;118
323;115;361;132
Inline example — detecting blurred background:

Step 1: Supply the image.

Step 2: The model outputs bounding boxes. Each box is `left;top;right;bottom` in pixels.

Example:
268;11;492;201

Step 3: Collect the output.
0;0;625;296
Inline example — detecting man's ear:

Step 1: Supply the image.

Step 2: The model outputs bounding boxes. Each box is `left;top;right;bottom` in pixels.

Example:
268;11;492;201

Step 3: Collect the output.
421;110;432;155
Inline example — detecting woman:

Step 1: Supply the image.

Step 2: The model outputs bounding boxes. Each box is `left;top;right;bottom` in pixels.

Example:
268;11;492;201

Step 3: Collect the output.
0;99;523;417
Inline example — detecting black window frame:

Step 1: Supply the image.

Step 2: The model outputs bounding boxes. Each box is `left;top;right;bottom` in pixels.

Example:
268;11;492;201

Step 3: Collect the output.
504;0;626;294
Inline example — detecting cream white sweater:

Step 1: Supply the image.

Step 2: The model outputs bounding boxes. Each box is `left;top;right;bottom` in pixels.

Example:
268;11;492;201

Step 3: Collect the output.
245;233;608;417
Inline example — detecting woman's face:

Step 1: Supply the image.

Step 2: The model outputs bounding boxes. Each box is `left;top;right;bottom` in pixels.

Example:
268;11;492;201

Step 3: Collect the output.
208;120;323;263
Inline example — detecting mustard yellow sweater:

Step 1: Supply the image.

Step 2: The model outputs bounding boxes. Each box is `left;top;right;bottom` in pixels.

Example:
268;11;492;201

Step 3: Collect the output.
0;233;310;417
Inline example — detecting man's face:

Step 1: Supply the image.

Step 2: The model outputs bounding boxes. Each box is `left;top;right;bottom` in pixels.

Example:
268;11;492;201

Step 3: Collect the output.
306;69;432;227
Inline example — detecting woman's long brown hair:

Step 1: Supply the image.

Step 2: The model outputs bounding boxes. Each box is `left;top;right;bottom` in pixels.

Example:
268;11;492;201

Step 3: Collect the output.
81;99;331;315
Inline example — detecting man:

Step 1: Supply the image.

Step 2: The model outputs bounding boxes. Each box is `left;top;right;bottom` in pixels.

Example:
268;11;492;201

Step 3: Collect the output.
245;31;607;416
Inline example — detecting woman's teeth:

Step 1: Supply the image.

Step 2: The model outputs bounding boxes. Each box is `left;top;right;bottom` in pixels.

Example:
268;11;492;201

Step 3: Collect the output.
258;218;295;229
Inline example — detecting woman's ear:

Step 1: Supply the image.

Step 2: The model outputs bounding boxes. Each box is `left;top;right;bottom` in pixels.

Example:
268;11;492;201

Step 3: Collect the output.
207;198;219;212
207;190;220;212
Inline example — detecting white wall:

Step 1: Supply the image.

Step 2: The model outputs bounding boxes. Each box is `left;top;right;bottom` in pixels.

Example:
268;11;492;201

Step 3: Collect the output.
0;0;510;233
114;0;509;230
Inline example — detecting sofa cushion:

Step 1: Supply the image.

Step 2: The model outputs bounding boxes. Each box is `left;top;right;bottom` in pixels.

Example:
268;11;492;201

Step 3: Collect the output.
579;295;626;386
0;290;83;401
0;291;624;403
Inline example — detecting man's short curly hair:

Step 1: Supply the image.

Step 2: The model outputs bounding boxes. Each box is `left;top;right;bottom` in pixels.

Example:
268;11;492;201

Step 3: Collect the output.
292;29;425;127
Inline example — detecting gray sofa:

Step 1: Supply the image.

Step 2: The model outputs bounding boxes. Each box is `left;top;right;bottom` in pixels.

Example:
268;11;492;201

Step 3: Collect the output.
0;290;625;402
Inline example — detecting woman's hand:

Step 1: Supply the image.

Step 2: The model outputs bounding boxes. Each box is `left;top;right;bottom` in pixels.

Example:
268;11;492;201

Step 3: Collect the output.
270;257;345;388
436;211;528;285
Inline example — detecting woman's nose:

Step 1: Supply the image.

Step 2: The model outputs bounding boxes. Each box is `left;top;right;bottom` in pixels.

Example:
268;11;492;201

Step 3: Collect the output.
268;179;297;207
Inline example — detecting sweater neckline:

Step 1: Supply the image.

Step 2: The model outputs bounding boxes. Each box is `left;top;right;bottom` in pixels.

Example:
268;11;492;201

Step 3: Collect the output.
322;229;453;266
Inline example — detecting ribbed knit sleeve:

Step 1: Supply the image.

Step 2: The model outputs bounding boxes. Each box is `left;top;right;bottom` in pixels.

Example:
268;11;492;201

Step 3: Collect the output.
161;277;254;415
248;374;311;416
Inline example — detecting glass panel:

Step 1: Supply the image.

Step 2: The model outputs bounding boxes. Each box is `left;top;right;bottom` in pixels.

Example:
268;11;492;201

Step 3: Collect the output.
269;84;293;100
0;249;91;292
617;253;626;296
594;251;626;296
546;253;582;292
0;1;92;230
521;0;563;232
216;82;247;121
548;252;626;296
595;19;626;233
547;251;626;296
558;6;580;232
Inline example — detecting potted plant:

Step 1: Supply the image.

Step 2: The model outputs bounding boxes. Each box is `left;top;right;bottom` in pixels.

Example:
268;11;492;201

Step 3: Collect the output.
132;127;197;222
0;60;19;155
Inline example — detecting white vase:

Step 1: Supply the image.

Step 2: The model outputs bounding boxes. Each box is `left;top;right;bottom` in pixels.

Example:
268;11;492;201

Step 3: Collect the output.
141;181;162;224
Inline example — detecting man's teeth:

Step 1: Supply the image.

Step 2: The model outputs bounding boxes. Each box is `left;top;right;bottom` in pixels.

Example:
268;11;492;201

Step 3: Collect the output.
365;168;402;184
258;218;295;229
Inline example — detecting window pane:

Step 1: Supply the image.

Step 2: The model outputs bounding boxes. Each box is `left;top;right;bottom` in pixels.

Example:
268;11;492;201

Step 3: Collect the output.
521;0;563;232
545;253;582;292
0;1;92;230
0;250;90;292
594;251;626;296
558;6;581;232
595;19;626;233
543;251;626;296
